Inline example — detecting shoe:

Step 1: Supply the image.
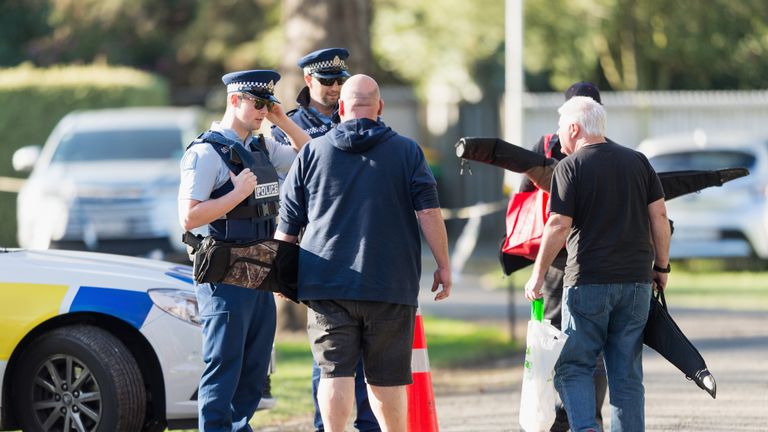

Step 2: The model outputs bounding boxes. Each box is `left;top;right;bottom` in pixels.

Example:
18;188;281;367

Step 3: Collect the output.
257;396;276;410
257;375;277;410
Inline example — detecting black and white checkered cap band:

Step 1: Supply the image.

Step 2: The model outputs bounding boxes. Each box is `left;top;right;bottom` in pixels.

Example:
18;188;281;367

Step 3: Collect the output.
226;81;274;94
303;59;348;75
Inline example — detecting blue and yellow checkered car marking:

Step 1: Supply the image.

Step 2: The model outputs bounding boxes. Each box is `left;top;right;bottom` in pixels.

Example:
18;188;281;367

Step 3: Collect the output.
0;282;69;361
69;286;154;329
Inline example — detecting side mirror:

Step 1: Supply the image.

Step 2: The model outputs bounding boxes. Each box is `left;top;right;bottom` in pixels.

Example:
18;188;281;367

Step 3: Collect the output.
12;145;42;173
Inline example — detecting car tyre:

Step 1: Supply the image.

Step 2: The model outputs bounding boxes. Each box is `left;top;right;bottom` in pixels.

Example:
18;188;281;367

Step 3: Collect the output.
13;325;146;432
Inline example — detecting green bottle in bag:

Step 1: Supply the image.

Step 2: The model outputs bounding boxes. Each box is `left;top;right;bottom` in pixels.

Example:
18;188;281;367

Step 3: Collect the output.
520;296;568;431
531;298;544;322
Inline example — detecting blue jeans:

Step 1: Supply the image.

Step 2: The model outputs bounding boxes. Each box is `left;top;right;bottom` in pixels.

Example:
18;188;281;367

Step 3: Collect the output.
312;358;381;432
555;282;651;432
197;283;276;432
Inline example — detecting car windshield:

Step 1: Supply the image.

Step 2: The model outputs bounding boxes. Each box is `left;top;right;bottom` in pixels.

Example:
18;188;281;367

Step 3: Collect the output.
649;150;756;172
51;128;184;162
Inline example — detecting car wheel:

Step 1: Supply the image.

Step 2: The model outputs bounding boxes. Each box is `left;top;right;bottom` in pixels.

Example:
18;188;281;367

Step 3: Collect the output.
13;325;146;432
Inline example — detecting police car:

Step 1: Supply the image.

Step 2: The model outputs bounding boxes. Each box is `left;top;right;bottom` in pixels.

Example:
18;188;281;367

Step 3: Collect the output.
0;248;273;431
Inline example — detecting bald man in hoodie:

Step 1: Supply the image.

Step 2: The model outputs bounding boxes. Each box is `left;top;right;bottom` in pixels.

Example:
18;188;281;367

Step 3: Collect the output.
276;75;451;432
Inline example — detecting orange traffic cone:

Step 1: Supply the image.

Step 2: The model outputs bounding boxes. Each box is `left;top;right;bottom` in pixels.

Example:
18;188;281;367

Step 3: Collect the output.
406;306;439;432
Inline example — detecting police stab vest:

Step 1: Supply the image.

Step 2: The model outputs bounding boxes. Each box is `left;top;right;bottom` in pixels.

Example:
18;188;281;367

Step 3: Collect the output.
188;131;280;242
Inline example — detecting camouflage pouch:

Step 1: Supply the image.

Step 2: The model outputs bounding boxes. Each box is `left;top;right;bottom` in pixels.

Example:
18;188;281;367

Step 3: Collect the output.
192;236;299;302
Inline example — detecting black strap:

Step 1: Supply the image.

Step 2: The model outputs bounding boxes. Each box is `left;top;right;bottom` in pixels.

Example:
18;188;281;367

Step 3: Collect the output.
194;131;270;175
192;131;243;175
653;262;671;273
543;133;553;157
249;134;269;158
543;133;561;159
222;201;280;219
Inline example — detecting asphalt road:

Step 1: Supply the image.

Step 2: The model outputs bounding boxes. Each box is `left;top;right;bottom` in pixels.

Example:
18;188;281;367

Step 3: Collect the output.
420;260;768;432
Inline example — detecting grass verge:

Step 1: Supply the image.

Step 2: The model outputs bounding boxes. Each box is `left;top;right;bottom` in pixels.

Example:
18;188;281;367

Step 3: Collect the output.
657;271;768;310
496;265;768;311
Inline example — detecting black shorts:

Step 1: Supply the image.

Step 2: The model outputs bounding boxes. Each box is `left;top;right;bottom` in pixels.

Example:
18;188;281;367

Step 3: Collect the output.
306;299;416;386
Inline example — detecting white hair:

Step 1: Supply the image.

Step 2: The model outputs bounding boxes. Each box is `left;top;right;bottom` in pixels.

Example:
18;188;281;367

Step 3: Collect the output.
558;96;606;138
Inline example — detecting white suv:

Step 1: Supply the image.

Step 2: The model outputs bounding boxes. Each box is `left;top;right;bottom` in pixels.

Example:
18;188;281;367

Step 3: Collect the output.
638;131;768;261
12;107;202;259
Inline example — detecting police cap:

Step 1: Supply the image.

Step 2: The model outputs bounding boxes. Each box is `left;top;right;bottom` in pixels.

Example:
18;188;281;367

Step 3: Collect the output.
298;48;351;79
222;69;281;103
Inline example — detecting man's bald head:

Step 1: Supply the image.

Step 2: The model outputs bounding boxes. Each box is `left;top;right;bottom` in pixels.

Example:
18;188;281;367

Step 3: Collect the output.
339;74;383;122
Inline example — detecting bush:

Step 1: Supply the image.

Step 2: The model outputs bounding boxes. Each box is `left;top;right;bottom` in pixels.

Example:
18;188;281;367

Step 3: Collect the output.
0;63;169;247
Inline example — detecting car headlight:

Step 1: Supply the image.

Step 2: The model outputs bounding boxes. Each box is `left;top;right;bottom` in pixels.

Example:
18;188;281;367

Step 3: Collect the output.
148;288;201;326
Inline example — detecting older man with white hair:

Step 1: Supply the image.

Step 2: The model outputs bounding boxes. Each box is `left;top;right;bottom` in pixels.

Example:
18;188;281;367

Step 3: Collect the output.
525;96;671;432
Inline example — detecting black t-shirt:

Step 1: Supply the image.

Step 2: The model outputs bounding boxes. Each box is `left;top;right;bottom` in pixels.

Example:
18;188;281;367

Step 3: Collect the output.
549;141;664;286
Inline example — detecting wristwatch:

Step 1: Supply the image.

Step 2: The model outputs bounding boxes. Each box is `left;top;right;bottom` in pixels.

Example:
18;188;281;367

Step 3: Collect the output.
653;262;671;273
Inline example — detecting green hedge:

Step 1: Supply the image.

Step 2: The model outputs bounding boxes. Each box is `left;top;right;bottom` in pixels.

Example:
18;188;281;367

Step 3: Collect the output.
0;63;169;247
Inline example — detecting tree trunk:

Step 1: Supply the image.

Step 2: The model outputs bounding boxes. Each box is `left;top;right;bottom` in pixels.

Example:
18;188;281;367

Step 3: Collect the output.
276;0;372;332
277;0;373;105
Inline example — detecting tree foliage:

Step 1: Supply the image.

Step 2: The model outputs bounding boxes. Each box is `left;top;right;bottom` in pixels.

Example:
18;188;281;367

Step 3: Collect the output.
526;0;768;90
2;0;282;90
174;0;282;87
3;0;768;96
372;0;505;100
0;0;51;66
276;0;373;107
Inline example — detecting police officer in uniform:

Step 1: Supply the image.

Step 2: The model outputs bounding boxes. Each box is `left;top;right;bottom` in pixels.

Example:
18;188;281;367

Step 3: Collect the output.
271;48;350;146
178;70;310;432
272;48;381;432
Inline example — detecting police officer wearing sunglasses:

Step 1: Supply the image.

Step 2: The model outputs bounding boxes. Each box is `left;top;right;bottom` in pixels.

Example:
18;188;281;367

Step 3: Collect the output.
178;70;310;432
271;48;351;147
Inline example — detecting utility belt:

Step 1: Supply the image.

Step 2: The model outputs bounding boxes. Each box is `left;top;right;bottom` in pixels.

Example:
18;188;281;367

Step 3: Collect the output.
183;231;299;302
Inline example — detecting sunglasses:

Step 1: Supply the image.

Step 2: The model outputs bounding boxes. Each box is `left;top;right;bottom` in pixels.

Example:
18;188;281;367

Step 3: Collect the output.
315;77;347;86
241;95;275;111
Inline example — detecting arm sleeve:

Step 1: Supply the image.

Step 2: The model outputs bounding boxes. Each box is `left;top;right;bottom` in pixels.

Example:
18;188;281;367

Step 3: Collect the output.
265;136;298;177
410;144;440;210
644;156;665;203
178;147;220;202
278;149;308;236
548;160;577;218
518;136;547;193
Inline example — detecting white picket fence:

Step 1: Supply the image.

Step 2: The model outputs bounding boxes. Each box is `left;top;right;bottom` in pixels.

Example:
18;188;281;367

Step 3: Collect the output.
416;88;768;239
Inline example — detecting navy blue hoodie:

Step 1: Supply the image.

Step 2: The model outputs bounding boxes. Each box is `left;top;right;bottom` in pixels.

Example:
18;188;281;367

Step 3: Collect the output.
279;118;439;306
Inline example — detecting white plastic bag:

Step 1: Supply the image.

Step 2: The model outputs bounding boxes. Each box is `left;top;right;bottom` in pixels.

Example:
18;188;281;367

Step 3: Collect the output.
519;317;568;432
